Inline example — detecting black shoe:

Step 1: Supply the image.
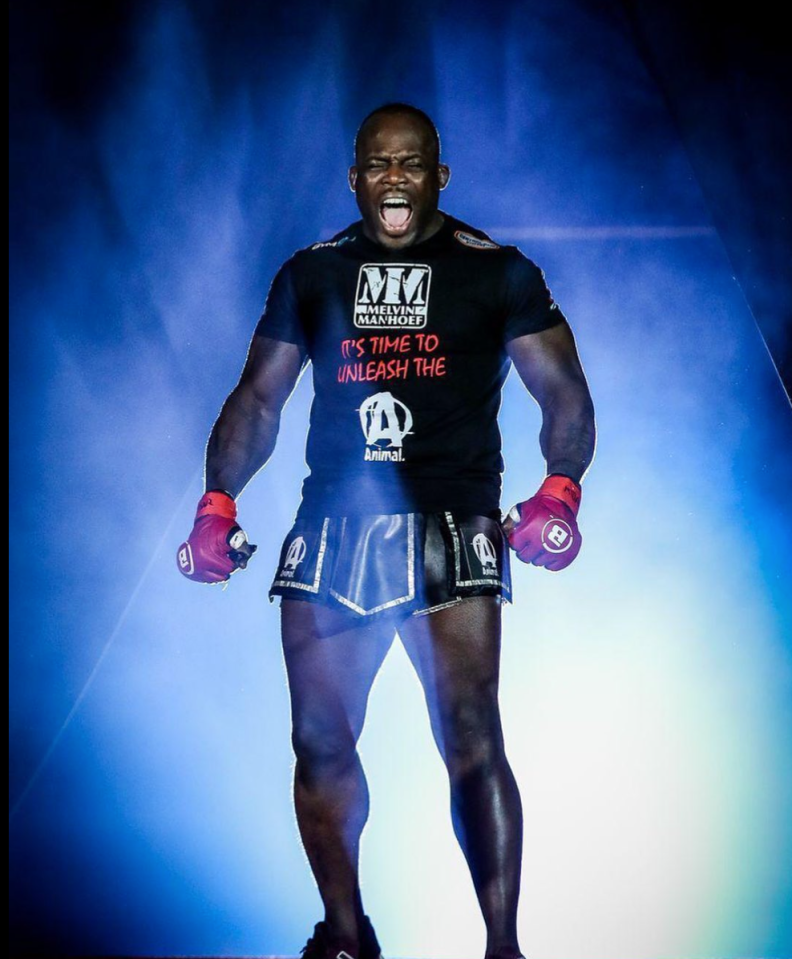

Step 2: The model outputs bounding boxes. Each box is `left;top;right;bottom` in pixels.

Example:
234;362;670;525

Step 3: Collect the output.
359;915;383;959
300;921;357;959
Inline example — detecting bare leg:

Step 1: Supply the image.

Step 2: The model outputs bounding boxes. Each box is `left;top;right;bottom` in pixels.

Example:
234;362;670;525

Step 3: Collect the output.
399;597;524;959
281;600;397;943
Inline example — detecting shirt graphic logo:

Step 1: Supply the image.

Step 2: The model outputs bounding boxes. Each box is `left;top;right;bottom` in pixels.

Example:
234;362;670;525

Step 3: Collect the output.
359;392;413;462
454;230;500;250
472;533;498;573
354;264;431;329
280;536;307;577
541;520;573;552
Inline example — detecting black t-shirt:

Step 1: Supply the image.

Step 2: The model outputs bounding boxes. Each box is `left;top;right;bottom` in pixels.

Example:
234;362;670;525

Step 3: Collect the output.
255;213;565;518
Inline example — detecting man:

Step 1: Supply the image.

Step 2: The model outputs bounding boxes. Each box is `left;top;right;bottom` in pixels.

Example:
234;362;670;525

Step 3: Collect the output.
178;103;595;959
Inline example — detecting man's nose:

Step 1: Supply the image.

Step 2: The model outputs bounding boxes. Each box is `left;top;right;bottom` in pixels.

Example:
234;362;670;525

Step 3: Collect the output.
383;162;406;182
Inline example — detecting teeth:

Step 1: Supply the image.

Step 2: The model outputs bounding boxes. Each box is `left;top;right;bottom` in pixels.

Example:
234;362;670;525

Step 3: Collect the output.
381;198;410;207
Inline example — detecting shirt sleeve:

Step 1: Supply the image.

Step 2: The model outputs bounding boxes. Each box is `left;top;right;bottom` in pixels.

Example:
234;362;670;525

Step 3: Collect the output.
502;250;566;342
254;257;307;351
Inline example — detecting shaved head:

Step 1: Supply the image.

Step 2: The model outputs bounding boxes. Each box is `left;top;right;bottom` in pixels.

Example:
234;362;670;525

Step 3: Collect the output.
354;102;441;164
349;103;450;250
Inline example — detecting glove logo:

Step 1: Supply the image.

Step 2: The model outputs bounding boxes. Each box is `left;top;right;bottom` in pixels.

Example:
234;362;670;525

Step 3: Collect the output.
359;391;413;462
177;543;194;575
542;519;573;552
229;529;248;550
280;536;307;578
472;533;498;573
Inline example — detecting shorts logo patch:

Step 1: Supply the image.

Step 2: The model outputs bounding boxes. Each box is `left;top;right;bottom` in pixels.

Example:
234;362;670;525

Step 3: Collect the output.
542;519;573;552
472;533;498;573
454;230;499;250
354;264;431;328
359;391;413;462
280;536;307;577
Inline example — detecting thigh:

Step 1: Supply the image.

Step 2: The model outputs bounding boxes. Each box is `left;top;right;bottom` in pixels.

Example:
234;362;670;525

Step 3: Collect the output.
398;596;504;756
281;599;399;745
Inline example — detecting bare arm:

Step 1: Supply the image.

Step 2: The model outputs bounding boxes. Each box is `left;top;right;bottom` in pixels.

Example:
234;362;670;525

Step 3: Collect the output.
204;335;308;496
507;321;596;485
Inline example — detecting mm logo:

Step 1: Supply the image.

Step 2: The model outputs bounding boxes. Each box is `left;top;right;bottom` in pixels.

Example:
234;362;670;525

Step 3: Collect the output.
354;264;431;329
359;392;413;462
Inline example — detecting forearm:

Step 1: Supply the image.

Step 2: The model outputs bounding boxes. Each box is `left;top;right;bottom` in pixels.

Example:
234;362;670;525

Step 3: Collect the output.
204;386;280;497
538;386;596;484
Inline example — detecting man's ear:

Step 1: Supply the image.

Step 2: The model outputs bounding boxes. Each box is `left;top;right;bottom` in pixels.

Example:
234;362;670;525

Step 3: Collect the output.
438;164;451;191
348;166;358;192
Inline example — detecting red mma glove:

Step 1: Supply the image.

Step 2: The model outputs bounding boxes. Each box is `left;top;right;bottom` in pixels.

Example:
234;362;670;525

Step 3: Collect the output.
176;490;257;584
504;474;582;571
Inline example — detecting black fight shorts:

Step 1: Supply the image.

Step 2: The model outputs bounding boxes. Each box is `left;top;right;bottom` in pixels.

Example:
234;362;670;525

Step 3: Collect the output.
269;512;512;619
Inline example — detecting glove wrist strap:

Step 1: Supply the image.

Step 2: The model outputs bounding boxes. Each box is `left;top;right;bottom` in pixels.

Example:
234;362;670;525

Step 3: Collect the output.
196;489;237;520
539;474;582;517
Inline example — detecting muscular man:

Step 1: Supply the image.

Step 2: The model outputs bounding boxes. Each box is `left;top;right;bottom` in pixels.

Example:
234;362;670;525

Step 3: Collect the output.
178;103;595;959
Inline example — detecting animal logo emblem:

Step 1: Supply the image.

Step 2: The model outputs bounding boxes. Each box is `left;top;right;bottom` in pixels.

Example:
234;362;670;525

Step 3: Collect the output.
280;536;307;577
359;392;413;462
354;264;431;328
472;533;498;573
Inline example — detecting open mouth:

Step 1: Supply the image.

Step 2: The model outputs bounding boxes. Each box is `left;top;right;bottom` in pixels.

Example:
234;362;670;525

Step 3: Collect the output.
379;196;413;234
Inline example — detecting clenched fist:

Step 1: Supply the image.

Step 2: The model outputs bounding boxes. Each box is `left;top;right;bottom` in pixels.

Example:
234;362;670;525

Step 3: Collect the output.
503;474;582;571
177;490;257;584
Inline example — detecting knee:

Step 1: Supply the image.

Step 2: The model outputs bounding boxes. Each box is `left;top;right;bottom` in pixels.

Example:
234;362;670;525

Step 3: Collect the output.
291;717;358;779
438;687;506;781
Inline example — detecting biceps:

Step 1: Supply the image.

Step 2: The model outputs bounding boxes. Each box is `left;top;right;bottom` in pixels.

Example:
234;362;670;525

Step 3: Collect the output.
238;335;308;412
507;322;588;403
